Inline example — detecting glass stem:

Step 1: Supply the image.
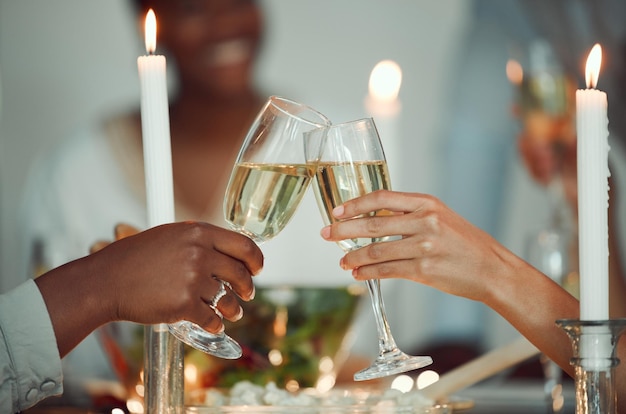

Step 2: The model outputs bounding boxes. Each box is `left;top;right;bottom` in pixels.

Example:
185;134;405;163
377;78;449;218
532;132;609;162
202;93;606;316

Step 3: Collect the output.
366;279;398;354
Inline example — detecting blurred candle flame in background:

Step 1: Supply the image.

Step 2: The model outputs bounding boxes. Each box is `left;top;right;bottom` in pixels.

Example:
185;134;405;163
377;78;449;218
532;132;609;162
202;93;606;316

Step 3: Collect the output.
144;9;156;54
585;43;602;89
368;60;402;110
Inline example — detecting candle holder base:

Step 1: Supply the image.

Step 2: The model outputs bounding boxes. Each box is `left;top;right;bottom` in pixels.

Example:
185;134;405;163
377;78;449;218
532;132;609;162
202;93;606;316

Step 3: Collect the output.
556;318;626;414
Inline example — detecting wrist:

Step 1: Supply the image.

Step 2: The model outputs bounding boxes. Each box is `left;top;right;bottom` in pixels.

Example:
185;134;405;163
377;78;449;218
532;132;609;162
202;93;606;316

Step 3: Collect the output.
481;247;533;314
34;257;104;356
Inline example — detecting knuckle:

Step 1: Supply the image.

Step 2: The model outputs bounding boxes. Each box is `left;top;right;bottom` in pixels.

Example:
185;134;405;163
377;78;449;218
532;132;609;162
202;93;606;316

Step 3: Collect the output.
377;263;395;278
224;263;253;294
233;261;251;279
365;216;383;234
184;221;205;240
415;257;434;277
219;293;239;310
372;189;389;203
176;288;195;307
235;236;263;266
182;265;203;287
367;243;385;260
417;240;434;255
202;312;223;332
242;237;258;255
423;212;441;233
186;244;205;265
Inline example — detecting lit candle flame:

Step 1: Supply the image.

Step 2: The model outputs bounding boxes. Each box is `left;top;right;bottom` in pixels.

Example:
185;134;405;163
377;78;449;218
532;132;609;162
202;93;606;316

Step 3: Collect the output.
369;60;402;103
585;43;602;89
144;9;157;54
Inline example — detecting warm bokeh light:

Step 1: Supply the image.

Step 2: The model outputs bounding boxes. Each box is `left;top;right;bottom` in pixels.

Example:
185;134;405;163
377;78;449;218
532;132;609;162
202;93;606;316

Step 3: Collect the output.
268;349;284;366
585;43;602;89
318;356;334;374
315;373;336;393
184;363;199;384
506;59;523;85
551;384;565;412
369;60;402;102
390;374;414;393
273;307;288;337
285;379;300;392
416;370;440;390
144;9;157;54
126;397;145;414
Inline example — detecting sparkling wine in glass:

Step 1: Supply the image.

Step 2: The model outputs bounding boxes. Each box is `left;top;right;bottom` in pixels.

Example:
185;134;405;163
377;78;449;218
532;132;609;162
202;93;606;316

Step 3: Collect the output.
306;117;432;381
224;96;331;244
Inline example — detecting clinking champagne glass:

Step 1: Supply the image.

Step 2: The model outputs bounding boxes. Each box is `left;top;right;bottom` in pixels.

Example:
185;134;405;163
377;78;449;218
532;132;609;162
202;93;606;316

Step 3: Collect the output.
305;118;432;381
217;96;331;357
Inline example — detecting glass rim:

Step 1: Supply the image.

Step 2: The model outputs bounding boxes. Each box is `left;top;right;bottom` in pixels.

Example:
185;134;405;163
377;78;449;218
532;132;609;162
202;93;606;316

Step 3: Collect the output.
556;318;626;328
268;95;331;128
313;117;375;133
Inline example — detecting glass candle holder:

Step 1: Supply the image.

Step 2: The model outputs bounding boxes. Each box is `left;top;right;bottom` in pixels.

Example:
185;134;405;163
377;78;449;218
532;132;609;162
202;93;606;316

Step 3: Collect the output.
556;319;626;414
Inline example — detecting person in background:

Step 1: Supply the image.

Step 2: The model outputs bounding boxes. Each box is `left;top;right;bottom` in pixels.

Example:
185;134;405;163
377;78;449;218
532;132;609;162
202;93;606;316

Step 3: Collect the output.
1;221;262;413
319;189;626;412
17;0;267;407
426;0;626;374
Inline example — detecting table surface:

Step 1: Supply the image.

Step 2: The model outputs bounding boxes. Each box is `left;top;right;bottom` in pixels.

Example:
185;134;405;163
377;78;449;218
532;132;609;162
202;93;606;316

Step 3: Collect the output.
454;379;576;413
25;379;578;413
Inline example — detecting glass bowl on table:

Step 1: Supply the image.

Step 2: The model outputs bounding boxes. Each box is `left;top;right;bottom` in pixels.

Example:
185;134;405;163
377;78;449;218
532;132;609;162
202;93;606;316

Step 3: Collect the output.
182;285;366;393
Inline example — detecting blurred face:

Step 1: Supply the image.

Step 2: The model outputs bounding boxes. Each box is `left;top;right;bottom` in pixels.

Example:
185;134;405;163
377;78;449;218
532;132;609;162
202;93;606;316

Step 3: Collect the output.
145;0;263;99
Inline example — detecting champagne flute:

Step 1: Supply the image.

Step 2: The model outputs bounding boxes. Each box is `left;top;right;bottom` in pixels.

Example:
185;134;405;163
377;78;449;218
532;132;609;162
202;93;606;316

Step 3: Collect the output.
305;118;432;381
170;97;329;359
218;96;331;356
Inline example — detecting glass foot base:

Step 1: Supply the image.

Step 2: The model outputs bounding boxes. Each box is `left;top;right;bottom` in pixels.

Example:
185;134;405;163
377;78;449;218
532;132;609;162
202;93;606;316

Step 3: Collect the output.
354;349;433;381
168;321;242;359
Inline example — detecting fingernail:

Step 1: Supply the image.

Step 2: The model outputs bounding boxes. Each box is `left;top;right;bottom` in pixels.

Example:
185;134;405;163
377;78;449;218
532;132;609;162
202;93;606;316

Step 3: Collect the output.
340;257;347;270
320;226;331;239
352;269;360;280
234;306;244;321
249;285;256;301
333;205;344;217
216;323;225;334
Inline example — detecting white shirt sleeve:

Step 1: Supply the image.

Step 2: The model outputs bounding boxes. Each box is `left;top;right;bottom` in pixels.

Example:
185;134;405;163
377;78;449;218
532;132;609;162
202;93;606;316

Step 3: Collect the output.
0;279;63;413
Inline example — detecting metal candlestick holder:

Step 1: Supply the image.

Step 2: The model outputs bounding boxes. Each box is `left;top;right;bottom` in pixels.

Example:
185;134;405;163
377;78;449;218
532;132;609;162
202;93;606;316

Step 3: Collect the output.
144;324;184;413
556;318;626;414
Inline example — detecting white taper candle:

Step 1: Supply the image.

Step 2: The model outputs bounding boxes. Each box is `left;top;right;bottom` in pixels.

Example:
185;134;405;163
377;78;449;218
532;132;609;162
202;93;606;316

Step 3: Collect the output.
576;43;610;321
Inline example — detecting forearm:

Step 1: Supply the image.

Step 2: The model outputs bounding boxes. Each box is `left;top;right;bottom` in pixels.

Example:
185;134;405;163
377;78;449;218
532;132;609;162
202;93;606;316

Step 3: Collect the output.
484;251;579;375
35;254;111;357
485;252;626;408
